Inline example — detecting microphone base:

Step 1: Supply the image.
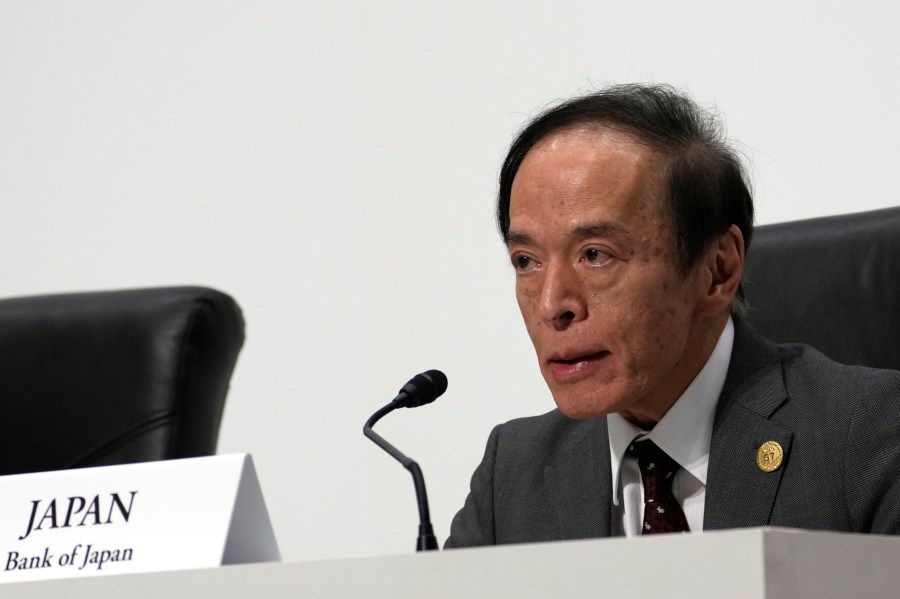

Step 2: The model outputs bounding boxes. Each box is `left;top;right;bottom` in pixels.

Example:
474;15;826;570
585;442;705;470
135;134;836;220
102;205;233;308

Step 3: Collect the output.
416;523;439;552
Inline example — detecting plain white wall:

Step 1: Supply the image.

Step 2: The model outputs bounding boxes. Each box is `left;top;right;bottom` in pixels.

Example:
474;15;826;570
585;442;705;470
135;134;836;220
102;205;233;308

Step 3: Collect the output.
2;1;898;562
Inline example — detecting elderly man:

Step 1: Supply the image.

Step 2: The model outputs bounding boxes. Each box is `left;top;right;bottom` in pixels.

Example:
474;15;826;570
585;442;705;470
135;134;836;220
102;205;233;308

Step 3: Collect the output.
446;84;900;546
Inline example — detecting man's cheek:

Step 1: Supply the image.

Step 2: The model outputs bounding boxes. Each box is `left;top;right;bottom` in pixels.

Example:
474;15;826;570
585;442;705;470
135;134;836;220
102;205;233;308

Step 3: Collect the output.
515;287;541;315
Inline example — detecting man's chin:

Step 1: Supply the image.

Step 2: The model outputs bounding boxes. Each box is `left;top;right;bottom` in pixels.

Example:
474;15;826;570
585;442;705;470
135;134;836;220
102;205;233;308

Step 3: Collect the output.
552;396;615;420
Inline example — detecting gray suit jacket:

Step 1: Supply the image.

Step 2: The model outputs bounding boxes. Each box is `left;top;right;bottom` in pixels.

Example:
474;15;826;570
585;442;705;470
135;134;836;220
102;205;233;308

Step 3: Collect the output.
446;322;900;547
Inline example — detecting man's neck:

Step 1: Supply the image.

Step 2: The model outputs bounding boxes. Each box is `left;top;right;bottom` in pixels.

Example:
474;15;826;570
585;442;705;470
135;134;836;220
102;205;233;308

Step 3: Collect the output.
618;314;730;428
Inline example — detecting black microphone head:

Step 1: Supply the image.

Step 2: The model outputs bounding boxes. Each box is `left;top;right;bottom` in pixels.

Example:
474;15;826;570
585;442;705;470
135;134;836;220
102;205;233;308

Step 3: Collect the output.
396;369;448;408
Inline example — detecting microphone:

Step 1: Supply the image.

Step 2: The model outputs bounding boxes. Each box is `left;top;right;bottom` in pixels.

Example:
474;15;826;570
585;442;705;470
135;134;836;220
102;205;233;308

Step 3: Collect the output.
394;369;448;408
364;369;448;552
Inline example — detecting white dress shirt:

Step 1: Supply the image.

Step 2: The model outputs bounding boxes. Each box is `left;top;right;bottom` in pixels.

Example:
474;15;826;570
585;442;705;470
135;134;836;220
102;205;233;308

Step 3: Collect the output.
607;318;734;536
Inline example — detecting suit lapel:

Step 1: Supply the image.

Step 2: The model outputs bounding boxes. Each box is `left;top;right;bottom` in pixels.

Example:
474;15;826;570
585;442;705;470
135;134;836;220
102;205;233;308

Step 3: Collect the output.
545;417;612;539
704;322;794;530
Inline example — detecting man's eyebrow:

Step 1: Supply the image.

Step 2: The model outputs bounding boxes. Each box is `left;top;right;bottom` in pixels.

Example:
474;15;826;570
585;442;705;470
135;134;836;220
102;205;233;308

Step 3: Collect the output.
571;223;630;240
505;231;534;247
506;223;630;247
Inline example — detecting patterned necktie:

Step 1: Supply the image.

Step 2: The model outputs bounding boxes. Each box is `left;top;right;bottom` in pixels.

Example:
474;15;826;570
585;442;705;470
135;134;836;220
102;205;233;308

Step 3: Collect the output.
629;439;690;534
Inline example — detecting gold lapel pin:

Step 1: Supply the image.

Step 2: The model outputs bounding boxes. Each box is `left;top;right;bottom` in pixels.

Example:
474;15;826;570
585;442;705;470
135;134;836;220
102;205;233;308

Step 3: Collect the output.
756;440;784;472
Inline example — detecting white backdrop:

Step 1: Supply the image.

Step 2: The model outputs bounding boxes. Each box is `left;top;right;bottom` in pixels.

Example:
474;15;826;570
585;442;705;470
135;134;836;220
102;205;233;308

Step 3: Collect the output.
2;1;898;562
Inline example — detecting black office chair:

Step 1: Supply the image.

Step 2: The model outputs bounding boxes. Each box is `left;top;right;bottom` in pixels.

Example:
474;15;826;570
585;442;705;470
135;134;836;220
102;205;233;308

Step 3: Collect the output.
744;207;900;371
0;286;245;475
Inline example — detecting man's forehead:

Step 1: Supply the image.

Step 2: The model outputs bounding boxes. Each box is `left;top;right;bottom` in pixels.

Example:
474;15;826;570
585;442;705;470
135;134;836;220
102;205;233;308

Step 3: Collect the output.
529;124;658;156
516;127;666;193
512;130;665;208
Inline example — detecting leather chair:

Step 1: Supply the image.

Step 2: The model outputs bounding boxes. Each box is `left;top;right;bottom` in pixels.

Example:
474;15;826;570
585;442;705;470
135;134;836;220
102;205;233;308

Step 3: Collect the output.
0;286;245;475
744;207;900;371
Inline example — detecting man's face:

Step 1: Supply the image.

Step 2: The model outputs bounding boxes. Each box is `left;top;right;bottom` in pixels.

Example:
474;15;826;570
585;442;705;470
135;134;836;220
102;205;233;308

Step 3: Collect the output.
507;127;711;426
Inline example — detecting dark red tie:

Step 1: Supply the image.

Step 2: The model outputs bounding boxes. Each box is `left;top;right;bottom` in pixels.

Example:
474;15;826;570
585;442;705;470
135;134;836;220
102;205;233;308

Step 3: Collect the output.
629;439;690;534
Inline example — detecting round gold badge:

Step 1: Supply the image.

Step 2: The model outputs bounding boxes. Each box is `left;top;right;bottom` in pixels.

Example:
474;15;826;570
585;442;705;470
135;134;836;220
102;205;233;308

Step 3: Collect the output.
756;441;784;472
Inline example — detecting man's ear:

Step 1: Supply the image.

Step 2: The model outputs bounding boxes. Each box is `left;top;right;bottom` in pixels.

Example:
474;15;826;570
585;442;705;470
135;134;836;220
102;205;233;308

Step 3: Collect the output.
699;224;745;316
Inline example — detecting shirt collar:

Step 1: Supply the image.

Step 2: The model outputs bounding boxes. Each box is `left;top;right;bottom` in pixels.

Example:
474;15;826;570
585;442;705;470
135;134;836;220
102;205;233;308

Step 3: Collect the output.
607;317;734;503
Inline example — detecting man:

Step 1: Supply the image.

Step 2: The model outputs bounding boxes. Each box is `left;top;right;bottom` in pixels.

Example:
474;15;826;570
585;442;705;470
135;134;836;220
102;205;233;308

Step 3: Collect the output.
446;84;900;546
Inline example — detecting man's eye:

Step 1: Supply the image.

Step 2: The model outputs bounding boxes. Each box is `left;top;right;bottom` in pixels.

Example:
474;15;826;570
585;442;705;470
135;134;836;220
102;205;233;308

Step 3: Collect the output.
514;255;535;270
583;247;611;265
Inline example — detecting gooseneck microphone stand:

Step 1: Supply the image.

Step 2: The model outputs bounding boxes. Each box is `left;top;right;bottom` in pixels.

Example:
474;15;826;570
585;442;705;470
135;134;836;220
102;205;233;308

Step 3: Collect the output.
363;369;447;552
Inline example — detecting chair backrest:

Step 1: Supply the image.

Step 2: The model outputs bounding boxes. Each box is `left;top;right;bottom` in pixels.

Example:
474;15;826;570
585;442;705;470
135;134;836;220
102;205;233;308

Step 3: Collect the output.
0;286;245;475
744;207;900;371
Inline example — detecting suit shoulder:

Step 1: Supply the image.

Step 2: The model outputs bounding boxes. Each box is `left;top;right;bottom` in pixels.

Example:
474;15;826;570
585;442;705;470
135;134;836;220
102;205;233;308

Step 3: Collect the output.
492;409;604;455
769;341;900;441
777;342;900;404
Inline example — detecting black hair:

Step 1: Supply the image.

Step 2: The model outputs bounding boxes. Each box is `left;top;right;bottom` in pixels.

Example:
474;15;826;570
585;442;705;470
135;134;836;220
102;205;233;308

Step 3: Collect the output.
497;84;754;312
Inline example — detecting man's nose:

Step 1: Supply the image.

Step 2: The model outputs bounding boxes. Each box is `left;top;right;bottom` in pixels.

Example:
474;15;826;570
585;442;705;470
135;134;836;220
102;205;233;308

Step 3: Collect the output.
539;262;586;330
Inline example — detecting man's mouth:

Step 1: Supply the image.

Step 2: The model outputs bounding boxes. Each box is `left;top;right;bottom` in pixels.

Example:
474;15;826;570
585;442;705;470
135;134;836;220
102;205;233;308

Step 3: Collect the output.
547;351;610;381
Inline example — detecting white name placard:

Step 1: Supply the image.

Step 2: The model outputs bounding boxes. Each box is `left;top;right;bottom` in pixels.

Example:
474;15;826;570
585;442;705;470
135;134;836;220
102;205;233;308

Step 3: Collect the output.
0;454;280;583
